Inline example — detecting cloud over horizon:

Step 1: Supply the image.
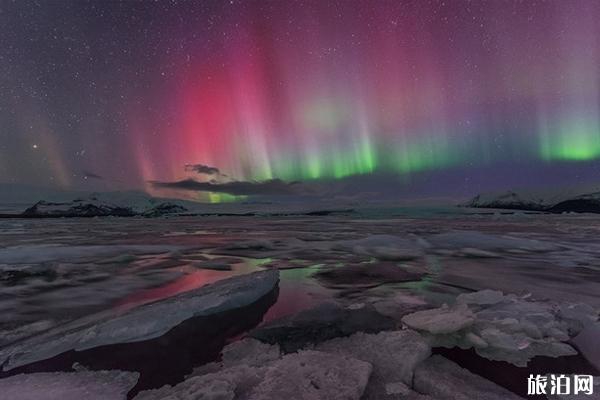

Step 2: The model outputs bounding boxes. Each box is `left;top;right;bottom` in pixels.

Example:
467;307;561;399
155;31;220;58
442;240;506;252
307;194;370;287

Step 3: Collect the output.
150;178;302;196
184;164;221;176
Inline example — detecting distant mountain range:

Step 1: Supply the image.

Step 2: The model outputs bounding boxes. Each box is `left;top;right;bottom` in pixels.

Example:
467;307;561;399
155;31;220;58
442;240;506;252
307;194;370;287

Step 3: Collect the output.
0;185;357;218
465;190;600;213
20;198;187;218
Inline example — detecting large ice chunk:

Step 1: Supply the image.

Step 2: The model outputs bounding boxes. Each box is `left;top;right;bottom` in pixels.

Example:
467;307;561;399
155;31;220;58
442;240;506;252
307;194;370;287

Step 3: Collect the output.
0;270;279;371
0;370;139;400
315;330;431;399
402;303;475;335
221;338;282;368
248;350;371;400
401;291;597;366
135;350;371;400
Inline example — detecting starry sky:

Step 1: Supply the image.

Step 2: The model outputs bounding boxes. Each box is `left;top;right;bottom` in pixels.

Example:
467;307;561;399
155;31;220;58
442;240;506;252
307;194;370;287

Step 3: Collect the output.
1;0;600;200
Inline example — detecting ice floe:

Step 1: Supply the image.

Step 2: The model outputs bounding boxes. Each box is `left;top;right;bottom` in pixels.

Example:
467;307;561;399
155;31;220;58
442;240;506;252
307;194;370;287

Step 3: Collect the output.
247;350;371;400
135;350;371;400
315;330;431;399
0;270;279;371
0;369;139;400
402;290;598;366
402;303;476;335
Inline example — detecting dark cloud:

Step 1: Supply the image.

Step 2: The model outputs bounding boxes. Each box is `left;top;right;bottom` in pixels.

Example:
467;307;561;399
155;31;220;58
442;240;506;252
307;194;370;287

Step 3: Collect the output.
150;178;301;196
82;170;103;179
184;164;221;175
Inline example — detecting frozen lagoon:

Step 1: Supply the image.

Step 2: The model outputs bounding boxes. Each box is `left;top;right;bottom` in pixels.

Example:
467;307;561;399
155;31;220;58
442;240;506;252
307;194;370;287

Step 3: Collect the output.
0;210;598;398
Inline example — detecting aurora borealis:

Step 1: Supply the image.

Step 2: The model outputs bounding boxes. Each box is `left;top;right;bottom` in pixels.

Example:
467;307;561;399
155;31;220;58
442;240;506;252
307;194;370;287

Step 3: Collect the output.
1;0;600;199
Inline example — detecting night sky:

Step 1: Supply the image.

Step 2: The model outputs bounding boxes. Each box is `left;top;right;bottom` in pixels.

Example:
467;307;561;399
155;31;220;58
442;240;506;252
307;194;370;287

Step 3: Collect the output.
1;0;600;200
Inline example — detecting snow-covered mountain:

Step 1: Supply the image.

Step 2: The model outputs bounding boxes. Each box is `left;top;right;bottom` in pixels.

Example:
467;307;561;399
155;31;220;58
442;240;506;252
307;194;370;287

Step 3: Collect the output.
464;191;550;211
22;200;137;217
0;188;198;217
0;186;360;218
465;189;600;213
548;191;600;213
19;194;190;218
